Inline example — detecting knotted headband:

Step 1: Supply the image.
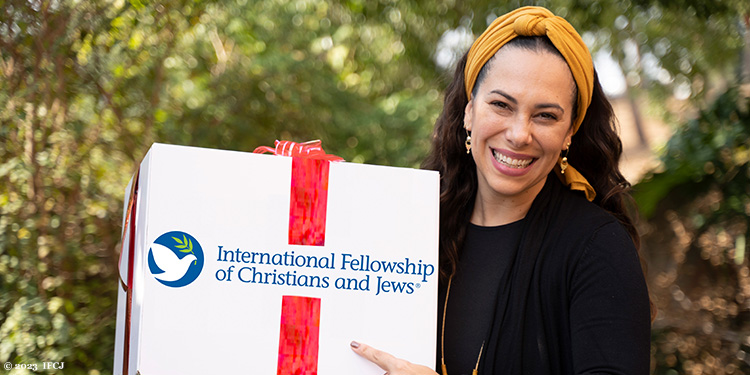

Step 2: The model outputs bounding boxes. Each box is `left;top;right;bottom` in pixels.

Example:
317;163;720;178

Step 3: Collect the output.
464;6;596;201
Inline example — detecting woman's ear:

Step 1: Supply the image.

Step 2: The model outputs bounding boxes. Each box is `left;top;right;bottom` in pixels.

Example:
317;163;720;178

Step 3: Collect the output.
463;99;474;132
563;126;574;151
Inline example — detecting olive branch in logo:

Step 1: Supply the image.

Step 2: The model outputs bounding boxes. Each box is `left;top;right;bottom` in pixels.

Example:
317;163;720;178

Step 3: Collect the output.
173;235;197;265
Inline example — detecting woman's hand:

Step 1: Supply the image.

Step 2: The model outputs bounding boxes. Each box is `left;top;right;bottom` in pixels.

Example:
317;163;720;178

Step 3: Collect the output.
350;341;439;375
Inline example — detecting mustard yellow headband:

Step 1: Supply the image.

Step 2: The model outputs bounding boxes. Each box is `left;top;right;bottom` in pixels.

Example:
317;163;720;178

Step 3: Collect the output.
464;6;596;201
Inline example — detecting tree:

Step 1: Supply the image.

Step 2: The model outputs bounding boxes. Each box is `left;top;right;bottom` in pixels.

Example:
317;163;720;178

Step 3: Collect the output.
1;0;747;374
633;87;750;374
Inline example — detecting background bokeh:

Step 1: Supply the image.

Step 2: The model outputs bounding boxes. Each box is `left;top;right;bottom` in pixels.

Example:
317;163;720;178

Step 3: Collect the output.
1;0;749;374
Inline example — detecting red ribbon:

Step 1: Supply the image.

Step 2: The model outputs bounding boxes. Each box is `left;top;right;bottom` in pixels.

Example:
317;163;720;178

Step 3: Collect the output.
118;168;140;375
254;140;343;246
277;295;321;375
253;140;344;161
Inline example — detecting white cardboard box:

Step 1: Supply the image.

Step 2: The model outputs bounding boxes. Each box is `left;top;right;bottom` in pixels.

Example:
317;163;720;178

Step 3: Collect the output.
113;143;439;375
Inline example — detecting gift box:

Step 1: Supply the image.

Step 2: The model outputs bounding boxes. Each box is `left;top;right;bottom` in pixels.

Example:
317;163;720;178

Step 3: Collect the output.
113;142;439;375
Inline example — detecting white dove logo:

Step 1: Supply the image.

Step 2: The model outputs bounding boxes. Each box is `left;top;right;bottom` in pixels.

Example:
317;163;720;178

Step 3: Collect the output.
148;231;204;287
150;243;196;282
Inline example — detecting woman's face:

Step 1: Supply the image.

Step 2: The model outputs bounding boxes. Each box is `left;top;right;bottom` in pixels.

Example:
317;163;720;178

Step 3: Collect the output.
464;46;576;207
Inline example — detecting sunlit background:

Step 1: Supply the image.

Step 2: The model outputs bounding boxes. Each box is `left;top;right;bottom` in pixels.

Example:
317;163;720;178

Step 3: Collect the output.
1;0;749;374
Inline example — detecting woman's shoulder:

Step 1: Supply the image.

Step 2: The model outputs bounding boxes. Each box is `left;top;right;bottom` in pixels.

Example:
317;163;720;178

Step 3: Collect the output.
542;186;637;266
556;187;624;237
531;176;639;271
543;187;644;291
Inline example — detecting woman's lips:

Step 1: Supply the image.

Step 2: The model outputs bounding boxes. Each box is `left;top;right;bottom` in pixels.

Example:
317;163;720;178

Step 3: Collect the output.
491;148;535;169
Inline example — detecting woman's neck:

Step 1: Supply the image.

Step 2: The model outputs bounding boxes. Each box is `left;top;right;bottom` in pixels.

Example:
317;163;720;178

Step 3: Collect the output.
470;183;542;226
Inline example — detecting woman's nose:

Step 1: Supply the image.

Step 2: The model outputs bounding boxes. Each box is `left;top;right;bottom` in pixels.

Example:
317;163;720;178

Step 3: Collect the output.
505;116;533;146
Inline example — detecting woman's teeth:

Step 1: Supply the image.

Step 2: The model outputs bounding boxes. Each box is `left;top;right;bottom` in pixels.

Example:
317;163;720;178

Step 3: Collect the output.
492;149;533;168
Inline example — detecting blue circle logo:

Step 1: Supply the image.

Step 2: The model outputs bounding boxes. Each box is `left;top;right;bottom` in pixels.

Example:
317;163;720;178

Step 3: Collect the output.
148;231;204;287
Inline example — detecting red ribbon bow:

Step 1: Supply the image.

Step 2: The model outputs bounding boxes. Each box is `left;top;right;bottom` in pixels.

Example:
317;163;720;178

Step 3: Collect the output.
253;140;343;161
254;140;342;246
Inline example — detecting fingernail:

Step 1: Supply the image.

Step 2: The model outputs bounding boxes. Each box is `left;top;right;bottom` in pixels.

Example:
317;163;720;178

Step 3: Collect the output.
350;341;360;349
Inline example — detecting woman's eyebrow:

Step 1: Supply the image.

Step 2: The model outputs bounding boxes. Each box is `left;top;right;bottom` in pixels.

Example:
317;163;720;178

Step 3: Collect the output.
489;89;564;112
489;89;517;104
535;103;564;112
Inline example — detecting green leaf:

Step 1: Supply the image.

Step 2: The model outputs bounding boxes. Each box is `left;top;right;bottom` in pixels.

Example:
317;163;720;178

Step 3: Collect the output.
179;249;192;253
173;235;188;248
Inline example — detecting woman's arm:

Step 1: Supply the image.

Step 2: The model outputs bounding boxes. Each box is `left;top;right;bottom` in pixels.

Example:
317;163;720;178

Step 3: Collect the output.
568;221;651;375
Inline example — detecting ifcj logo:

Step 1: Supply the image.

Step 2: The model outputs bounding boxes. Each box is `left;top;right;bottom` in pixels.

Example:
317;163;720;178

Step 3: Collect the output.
148;231;204;287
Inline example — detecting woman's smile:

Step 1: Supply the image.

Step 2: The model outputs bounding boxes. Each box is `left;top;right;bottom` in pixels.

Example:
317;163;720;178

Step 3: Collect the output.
490;148;535;169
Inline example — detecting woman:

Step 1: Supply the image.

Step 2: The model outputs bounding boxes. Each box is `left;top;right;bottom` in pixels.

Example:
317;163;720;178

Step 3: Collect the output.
351;6;652;375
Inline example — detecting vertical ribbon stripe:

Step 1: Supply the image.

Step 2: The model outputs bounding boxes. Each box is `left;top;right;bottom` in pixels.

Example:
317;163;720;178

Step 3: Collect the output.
253;140;341;247
277;296;322;375
288;157;330;246
121;169;140;375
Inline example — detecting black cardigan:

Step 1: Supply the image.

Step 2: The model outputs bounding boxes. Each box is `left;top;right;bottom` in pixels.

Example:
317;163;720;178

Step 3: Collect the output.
438;174;651;375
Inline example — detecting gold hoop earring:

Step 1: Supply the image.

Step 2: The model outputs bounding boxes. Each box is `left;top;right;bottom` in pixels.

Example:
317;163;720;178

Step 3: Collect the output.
465;132;472;154
560;143;570;174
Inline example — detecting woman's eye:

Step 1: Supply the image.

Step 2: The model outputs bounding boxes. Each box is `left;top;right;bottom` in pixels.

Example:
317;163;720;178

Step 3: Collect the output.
539;112;558;120
491;101;509;109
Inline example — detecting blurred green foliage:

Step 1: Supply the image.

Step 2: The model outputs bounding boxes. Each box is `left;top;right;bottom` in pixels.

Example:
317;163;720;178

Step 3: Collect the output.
0;0;747;374
635;88;750;374
636;89;750;219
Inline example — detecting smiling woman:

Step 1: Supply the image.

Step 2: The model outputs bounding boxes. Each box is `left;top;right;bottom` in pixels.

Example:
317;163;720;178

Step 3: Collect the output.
351;6;653;375
464;42;577;224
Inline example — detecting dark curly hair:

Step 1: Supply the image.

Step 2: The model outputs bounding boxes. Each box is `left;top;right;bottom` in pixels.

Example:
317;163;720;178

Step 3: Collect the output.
422;36;643;289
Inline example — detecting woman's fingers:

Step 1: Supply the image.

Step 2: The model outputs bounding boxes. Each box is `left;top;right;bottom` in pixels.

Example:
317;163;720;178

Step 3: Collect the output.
350;341;437;375
351;341;401;371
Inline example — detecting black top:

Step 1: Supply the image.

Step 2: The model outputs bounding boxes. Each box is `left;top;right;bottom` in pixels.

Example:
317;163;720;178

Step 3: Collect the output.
441;221;524;374
436;175;651;375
